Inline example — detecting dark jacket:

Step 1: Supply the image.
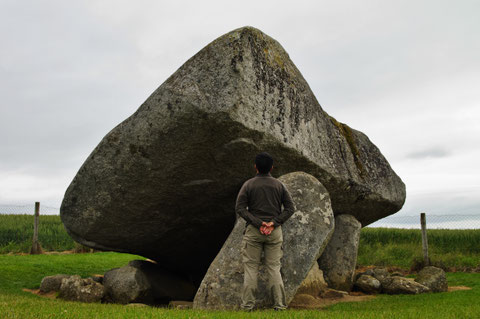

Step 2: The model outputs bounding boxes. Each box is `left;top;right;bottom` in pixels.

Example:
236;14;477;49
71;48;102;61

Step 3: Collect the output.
235;172;295;228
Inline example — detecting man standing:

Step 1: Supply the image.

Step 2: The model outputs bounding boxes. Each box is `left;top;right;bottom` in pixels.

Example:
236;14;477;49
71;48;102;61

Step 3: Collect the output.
235;152;295;311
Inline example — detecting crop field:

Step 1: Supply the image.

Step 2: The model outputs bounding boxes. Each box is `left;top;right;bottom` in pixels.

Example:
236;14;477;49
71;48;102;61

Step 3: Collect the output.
358;227;480;269
0;214;75;253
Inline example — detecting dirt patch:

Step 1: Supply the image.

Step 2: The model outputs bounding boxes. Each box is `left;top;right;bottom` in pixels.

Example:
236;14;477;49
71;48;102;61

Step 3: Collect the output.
289;292;375;309
22;288;57;299
290;285;473;309
448;286;472;292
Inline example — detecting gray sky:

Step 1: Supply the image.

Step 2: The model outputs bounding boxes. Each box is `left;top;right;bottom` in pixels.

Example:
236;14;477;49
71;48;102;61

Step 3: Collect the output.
1;0;479;218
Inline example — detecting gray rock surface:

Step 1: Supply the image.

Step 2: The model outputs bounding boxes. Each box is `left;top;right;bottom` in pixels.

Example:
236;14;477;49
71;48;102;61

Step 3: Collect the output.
382;277;430;295
318;214;361;291
193;172;334;309
103;260;196;305
354;275;381;294
415;266;448;292
363;268;391;286
294;263;328;297
60;26;405;282
58;275;105;303
40;274;70;293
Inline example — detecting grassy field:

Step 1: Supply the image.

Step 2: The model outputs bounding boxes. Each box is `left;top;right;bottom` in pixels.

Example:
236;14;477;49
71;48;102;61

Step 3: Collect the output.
0;214;75;253
0;252;479;318
358;227;480;269
1;214;479;270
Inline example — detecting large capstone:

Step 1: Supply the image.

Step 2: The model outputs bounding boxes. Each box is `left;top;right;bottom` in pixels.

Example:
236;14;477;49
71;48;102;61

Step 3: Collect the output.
60;26;405;283
193;172;334;309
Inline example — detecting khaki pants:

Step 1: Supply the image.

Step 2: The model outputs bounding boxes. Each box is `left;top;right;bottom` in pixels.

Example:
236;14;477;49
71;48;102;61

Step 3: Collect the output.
241;224;286;310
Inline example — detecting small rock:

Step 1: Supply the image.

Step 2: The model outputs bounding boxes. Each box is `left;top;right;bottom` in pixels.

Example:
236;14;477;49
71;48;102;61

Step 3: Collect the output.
415;266;448;292
103;260;196;305
355;275;381;294
169;301;193;309
364;268;391;286
382;276;430;295
40;274;70;293
58;275;105;302
103;266;150;304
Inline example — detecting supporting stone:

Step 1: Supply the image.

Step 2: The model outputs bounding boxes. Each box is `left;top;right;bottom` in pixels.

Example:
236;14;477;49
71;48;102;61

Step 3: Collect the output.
193;172;334;310
318;214;361;291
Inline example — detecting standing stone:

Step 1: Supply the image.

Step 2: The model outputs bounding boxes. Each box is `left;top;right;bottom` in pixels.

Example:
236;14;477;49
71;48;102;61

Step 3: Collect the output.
193;172;334;309
318;214;361;291
60;26;406;283
415;266;448;292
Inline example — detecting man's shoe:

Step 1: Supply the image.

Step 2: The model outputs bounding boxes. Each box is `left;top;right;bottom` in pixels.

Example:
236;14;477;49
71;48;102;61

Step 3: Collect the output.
274;307;287;311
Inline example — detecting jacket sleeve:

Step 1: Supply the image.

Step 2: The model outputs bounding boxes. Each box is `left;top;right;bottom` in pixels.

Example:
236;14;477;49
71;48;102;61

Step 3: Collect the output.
272;183;295;227
235;182;263;228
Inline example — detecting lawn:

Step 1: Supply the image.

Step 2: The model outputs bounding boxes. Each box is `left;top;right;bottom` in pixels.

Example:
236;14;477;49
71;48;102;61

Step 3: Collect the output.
0;252;479;318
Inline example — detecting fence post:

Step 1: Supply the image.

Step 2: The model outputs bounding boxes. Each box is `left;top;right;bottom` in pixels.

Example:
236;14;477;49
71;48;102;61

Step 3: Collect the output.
30;202;43;254
420;212;429;266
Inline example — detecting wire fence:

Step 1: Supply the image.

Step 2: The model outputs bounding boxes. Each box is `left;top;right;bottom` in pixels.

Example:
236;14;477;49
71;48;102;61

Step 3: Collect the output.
368;214;480;229
0;204;60;215
1;204;479;229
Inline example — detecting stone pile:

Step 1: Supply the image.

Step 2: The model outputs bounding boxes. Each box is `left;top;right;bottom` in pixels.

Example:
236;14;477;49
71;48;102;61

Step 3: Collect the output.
38;260;196;305
353;266;448;295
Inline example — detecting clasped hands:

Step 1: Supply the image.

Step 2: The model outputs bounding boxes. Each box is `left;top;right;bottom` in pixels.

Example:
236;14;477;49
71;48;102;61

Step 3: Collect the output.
260;221;274;235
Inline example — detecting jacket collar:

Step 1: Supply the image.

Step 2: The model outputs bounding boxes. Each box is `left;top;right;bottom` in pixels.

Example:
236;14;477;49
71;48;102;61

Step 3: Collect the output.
256;172;272;177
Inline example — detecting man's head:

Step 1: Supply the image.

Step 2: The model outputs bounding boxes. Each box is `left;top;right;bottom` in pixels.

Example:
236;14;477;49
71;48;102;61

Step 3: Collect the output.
255;152;274;174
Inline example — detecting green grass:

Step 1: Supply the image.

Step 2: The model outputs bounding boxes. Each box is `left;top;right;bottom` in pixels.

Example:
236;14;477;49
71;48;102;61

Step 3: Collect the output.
0;214;75;253
0;253;480;318
358;228;480;269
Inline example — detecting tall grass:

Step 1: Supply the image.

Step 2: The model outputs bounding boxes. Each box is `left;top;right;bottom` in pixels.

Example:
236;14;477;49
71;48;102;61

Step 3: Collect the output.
358;227;480;268
1;214;479;269
0;214;75;253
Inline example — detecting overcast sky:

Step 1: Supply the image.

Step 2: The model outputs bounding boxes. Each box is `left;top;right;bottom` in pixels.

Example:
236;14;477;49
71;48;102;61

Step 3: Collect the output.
1;0;479;219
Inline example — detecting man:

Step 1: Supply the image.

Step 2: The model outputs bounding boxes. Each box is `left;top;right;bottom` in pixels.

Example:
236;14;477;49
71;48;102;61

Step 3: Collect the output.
235;152;295;311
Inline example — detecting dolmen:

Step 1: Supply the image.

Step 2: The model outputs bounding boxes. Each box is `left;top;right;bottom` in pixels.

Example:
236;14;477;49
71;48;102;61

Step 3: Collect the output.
60;26;406;307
